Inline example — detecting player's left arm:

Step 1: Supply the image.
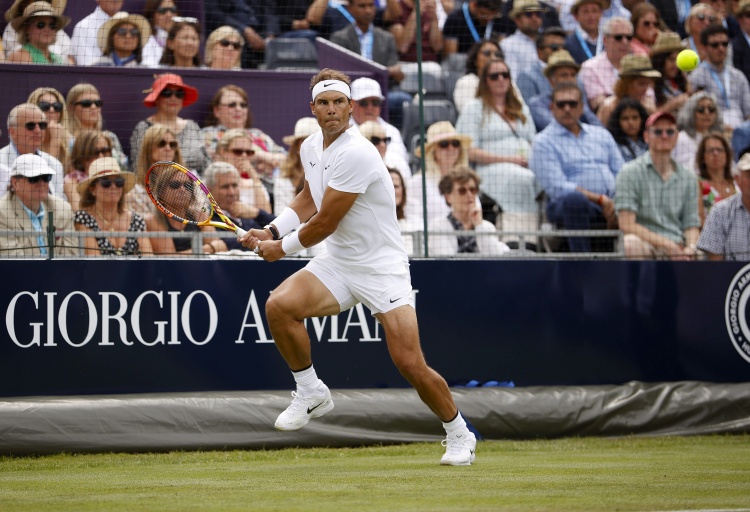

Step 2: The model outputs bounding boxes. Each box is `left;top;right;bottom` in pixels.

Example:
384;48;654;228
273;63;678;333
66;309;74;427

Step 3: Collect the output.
297;186;358;247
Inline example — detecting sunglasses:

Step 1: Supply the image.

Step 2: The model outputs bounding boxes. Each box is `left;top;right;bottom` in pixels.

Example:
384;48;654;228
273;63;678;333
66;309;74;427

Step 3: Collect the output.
455;186;478;195
20;174;53;184
437;140;461;149
93;147;112;156
98;177;126;189
609;34;634;41
168;180;194;191
707;41;730;48
370;136;391;145
358;99;382;108
157;139;179;149
480;49;503;57
555;100;580;109
487;71;511;81
544;44;563;51
75;99;103;108
521;11;542;18
115;27;140;37
219;39;242;50
38;101;63;113
650;128;677;137
221;102;248;109
33;21;57;30
705;146;726;154
696;13;718;22
159;88;185;99
231;148;255;156
157;6;178;14
696;105;717;114
24;121;48;131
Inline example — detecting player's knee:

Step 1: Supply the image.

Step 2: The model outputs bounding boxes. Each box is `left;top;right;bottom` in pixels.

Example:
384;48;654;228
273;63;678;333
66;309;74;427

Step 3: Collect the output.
265;293;292;322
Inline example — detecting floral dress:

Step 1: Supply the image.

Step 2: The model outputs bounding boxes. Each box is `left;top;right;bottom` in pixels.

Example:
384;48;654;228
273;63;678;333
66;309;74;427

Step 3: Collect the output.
74;211;147;256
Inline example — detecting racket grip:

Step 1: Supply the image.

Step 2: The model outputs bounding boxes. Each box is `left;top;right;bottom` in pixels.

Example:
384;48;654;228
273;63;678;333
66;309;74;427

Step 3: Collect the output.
235;227;247;237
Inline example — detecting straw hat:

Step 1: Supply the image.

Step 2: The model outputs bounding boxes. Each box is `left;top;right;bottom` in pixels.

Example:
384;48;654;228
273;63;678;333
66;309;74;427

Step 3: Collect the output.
283;117;320;146
77;157;136;196
509;0;547;19
570;0;608;16
143;73;199;108
737;0;750;16
414;121;472;158
4;0;65;22
544;49;580;78
649;31;685;57
619;54;662;78
10;1;70;31
98;12;151;54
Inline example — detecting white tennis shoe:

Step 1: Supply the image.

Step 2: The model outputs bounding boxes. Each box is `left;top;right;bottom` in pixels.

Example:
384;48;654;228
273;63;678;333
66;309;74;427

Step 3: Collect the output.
274;384;334;431
440;430;477;466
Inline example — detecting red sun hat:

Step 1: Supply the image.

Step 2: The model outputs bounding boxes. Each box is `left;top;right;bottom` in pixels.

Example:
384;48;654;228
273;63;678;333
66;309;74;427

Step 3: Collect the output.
143;74;199;108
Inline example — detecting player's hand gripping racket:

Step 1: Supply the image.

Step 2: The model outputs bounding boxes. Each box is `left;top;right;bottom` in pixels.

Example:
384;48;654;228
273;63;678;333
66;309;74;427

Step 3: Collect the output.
145;161;247;238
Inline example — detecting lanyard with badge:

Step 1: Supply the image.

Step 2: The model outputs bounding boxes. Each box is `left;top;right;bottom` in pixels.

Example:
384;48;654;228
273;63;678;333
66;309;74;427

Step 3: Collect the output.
574;26;602;60
463;2;494;42
706;63;731;108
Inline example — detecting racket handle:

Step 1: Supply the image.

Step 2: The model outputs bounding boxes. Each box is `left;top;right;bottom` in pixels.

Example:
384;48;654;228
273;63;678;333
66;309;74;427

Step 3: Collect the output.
235;227;247;237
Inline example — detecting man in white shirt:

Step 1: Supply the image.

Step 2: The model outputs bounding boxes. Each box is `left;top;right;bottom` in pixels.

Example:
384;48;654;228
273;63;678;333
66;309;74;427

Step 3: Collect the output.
1;104;64;198
500;0;545;80
70;0;124;65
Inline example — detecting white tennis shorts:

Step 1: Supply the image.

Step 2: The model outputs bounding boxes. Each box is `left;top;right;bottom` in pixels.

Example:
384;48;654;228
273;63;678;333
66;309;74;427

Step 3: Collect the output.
304;254;415;315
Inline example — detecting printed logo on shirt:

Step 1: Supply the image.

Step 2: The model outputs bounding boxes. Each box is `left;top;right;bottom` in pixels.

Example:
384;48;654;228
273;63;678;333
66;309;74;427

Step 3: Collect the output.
724;263;750;365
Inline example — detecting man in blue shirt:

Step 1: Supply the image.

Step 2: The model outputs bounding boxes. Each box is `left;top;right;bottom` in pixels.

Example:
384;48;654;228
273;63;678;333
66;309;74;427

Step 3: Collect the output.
529;82;624;252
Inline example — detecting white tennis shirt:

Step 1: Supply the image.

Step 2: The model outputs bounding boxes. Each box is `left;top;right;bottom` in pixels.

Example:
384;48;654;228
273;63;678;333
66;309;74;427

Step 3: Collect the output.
300;125;409;273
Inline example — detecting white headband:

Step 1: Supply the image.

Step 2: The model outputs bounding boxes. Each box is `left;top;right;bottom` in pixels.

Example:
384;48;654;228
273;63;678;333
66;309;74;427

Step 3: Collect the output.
311;80;351;102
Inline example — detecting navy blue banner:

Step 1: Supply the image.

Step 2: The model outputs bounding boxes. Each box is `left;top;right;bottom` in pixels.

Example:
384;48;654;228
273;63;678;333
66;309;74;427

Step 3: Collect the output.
2;260;750;396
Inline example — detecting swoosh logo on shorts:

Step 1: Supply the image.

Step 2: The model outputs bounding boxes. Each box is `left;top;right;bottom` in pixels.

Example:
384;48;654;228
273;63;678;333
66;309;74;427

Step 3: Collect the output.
389;297;403;303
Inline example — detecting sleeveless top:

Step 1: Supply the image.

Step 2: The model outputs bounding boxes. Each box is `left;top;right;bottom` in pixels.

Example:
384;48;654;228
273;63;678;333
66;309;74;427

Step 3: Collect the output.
74;211;146;256
23;43;62;64
165;215;200;252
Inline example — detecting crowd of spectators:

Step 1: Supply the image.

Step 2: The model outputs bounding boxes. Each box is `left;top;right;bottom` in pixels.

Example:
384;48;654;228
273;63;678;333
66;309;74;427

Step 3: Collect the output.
3;0;750;261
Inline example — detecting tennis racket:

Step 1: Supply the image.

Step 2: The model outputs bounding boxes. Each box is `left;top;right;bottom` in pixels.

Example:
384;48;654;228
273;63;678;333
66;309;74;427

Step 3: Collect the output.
145;161;247;237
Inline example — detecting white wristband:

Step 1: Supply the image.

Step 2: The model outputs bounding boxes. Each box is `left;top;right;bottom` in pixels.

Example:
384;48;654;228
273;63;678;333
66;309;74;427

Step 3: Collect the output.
272;207;301;238
281;231;306;254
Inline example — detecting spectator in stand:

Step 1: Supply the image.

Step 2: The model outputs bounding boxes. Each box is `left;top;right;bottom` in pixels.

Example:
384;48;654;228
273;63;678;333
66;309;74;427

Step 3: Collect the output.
27;87;71;165
349;78;410;171
499;0;560;36
159;16;202;68
205;26;244;70
659;0;697;37
707;0;740;37
201;84;286;180
732;0;750;83
142;0;178;67
66;83;128;172
732;117;750;157
275;117;319;214
629;2;664;56
697;152;750;260
596;54;660;126
529;49;600;131
1;103;63;198
64;130;113;211
453;39;503;113
689;24;750;128
6;1;70;65
74;157;153;257
650;31;690;115
456;59;540;242
0;154;75;257
127;124;180;218
517;27;567;104
94;12;151;67
276;0;318;40
389;0;443;62
3;0;73;64
443;0;504;55
500;0;547;81
580;16;633;112
615;111;701;259
683;3;719;60
130;74;209;176
214;129;272;212
673;91;724;173
696;133;736;222
430;168;511;256
204;0;278;69
565;0;605;65
606;97;650;163
71;0;123;66
358;120;411;178
203;162;276;253
531;83;623;253
388;167;417;256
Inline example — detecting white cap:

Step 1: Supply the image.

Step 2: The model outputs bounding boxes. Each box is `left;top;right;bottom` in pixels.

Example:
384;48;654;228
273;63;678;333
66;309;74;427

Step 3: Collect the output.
351;77;385;101
11;154;55;178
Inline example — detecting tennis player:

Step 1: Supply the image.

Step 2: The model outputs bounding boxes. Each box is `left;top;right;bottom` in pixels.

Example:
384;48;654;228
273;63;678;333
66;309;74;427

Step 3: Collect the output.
240;68;476;466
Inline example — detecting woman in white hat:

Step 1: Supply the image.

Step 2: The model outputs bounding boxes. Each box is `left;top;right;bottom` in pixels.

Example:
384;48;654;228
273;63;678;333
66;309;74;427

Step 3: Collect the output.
94;12;151;67
3;0;72;63
73;157;153;257
6;1;70;64
275;117;319;214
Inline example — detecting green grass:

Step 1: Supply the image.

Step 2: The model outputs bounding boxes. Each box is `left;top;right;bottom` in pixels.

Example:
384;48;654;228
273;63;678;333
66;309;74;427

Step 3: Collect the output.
1;436;749;511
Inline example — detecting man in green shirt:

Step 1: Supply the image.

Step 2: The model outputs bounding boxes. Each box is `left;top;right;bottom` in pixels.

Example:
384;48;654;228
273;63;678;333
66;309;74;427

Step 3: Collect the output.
615;111;701;259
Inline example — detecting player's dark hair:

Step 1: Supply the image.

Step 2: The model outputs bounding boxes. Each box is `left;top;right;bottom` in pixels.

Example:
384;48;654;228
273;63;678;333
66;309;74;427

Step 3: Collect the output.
700;23;729;46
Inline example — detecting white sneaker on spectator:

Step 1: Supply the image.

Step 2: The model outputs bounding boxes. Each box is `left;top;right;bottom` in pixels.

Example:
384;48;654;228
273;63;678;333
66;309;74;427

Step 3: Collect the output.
440;430;476;466
274;384;334;431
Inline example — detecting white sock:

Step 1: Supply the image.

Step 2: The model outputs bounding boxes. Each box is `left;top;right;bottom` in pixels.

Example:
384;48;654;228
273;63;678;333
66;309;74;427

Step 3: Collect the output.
292;365;324;397
442;411;468;435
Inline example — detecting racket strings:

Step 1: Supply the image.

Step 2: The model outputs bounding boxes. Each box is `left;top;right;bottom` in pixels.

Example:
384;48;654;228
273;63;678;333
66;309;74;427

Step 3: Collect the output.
148;164;213;224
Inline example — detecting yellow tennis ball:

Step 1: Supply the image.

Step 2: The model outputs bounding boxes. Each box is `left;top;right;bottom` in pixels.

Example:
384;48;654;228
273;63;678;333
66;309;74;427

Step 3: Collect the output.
676;49;699;72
